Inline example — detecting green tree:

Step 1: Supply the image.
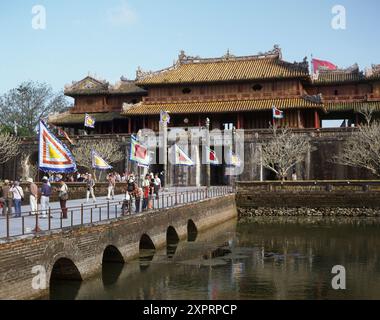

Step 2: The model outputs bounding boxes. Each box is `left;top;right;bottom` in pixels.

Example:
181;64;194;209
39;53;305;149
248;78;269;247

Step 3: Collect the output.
0;81;69;136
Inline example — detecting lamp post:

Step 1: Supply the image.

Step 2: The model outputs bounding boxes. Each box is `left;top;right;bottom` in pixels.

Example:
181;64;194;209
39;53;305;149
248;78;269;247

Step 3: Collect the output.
205;118;211;188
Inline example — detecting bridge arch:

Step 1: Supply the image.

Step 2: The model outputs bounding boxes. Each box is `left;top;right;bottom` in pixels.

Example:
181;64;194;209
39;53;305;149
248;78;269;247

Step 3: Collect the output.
139;234;156;250
102;245;124;263
139;234;156;271
187;219;198;242
102;245;124;287
50;257;82;282
166;226;180;258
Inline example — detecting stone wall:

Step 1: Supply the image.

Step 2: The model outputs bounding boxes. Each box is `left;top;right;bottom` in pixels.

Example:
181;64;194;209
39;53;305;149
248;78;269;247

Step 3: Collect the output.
236;181;380;217
0;194;237;300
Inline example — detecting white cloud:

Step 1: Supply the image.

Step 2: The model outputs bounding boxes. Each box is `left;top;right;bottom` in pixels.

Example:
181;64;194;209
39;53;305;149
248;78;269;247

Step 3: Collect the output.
107;1;138;26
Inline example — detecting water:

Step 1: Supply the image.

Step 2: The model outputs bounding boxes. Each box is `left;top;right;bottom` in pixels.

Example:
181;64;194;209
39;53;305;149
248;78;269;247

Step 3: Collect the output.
49;217;380;300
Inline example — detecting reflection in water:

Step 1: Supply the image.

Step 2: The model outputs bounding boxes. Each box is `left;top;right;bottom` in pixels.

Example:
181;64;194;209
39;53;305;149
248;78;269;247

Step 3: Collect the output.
49;217;380;300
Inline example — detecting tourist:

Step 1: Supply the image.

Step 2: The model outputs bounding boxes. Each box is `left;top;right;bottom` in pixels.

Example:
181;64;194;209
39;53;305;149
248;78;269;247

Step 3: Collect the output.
154;174;161;200
291;170;297;181
11;181;24;218
148;175;155;209
27;178;38;215
0;180;13;216
134;183;142;213
57;180;69;219
159;171;165;189
142;174;150;211
86;174;96;203
107;173;116;200
40;177;52;218
127;174;136;195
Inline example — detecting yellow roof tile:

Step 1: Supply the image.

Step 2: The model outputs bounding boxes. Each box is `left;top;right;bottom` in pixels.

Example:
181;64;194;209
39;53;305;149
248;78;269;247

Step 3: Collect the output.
122;98;325;116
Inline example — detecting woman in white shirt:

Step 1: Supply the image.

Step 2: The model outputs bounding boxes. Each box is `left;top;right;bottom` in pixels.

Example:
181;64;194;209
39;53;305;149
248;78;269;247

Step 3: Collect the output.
11;181;24;218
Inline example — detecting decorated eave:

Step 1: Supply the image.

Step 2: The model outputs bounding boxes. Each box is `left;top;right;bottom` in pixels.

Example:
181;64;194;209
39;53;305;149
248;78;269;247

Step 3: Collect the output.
64;75;146;97
122;95;326;116
312;63;379;85
48;111;125;126
135;45;310;86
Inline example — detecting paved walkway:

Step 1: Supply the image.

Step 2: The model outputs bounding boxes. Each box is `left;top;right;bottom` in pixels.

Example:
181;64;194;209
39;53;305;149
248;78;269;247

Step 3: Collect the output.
0;186;231;240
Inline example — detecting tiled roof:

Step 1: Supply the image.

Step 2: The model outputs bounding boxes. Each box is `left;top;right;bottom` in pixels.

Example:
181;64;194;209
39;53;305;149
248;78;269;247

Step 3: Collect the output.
48;112;124;125
136;48;309;85
122;97;325;116
326;101;380;112
313;65;365;84
65;76;146;96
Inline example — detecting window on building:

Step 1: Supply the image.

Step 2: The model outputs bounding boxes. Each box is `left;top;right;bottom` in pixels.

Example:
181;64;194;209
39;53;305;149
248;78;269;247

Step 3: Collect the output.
334;89;339;96
252;84;263;91
182;88;192;94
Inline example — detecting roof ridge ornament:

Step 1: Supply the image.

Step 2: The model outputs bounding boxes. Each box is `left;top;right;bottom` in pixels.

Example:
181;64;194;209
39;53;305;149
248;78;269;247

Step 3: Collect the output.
303;94;324;104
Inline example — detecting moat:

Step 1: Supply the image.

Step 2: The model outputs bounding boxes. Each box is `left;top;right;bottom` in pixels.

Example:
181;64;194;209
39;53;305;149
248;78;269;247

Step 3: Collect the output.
49;216;380;300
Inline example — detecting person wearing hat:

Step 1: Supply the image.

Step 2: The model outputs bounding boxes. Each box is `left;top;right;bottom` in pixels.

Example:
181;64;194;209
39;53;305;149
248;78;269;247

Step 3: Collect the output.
27;178;38;215
0;180;13;216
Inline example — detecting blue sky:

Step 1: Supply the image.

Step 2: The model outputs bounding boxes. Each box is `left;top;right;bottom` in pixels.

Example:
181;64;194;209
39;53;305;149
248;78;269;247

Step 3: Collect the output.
0;0;379;96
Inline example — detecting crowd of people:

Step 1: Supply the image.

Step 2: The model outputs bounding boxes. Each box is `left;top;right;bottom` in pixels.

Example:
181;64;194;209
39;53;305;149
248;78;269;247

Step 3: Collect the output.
0;171;165;219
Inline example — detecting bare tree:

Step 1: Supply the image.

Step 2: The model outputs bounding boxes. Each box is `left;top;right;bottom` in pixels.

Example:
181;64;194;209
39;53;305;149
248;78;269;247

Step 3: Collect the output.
0;132;21;164
357;104;374;126
72;140;124;180
261;126;313;181
0;81;69;136
335;121;380;176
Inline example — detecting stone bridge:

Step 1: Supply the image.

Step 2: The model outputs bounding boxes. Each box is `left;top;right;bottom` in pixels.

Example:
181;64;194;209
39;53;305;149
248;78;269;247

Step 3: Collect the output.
0;194;237;300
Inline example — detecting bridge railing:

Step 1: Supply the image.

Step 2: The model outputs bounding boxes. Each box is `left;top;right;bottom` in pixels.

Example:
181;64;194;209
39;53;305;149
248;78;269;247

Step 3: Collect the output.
0;186;234;241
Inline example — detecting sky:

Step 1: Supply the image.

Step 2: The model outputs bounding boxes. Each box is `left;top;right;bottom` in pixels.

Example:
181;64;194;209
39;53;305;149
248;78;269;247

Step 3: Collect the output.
0;0;379;97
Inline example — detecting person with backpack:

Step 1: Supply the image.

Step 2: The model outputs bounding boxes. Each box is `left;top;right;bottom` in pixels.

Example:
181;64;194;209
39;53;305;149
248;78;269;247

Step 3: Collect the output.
10;181;24;218
1;180;13;216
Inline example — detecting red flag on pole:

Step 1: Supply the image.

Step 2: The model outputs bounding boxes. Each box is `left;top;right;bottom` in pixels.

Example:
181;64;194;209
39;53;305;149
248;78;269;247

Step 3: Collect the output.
312;59;337;73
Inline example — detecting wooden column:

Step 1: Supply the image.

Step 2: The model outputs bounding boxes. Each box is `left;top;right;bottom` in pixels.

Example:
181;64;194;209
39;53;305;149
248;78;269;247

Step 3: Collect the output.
128;118;132;134
355;113;359;127
237;113;241;129
314;110;320;129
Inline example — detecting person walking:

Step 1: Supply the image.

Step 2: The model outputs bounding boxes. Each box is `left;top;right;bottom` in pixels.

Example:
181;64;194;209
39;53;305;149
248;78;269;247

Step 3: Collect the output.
106;173;116;200
142;174;150;211
133;183;142;213
1;180;13;216
86;174;97;203
27;178;38;215
10;181;24;218
40;177;52;218
57;180;69;219
154;174;161;200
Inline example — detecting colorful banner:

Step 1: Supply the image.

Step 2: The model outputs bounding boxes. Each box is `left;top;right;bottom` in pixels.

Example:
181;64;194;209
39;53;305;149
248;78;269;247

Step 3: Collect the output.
272;106;284;119
38;121;77;173
160;110;171;125
130;135;150;167
92;150;112;170
173;144;194;166
84;113;96;128
205;147;220;165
